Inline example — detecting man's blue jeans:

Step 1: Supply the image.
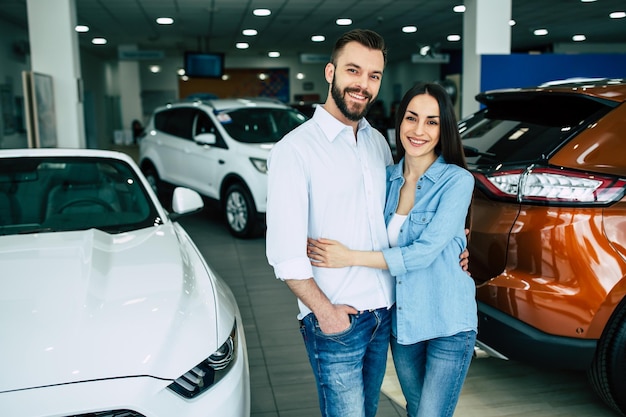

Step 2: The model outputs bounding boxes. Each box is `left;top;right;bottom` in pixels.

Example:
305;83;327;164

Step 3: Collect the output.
299;308;392;417
391;330;476;417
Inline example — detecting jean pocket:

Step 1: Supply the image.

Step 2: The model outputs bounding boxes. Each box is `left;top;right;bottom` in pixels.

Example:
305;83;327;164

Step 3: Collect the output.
315;314;356;338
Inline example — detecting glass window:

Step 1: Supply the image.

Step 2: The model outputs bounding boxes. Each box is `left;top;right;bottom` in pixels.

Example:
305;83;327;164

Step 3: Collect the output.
155;107;196;140
218;108;307;143
460;94;614;166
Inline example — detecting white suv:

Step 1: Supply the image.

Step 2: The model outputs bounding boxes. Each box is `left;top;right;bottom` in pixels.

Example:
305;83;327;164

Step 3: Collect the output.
139;98;307;237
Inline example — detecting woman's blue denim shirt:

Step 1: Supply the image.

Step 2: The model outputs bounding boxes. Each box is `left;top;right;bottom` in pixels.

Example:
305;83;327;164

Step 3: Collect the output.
382;155;477;344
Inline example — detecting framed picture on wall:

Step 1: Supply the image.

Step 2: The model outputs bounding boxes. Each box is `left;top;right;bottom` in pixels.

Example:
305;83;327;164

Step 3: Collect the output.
22;71;57;148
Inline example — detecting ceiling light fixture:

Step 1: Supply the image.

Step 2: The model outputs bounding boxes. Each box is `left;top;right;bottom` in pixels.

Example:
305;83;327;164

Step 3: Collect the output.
149;65;161;73
236;42;249;49
609;11;625;19
336;18;352;26
253;8;271;17
509;20;516;26
572;34;586;41
447;34;461;42
534;29;549;36
156;17;174;25
242;29;258;36
453;5;466;13
419;45;431;56
91;38;107;45
402;26;417;33
75;25;89;33
268;51;280;58
311;35;325;42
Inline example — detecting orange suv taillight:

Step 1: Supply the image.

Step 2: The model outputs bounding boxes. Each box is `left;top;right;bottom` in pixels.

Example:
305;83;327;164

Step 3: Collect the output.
474;166;626;206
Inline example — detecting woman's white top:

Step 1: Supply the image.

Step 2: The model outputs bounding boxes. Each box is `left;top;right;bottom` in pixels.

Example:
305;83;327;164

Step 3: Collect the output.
387;213;407;248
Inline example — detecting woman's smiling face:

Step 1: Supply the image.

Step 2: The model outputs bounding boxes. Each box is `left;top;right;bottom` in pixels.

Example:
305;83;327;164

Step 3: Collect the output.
399;93;440;159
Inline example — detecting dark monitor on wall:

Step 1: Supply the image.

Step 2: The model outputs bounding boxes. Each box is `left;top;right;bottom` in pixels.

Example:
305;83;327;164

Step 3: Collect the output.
184;52;224;78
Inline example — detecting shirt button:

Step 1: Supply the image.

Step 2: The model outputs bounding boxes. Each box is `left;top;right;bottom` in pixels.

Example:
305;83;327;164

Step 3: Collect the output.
417;185;421;190
398;306;402;310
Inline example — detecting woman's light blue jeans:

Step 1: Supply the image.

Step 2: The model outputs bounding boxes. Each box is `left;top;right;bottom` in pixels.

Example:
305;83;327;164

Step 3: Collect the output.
299;308;392;417
391;330;476;417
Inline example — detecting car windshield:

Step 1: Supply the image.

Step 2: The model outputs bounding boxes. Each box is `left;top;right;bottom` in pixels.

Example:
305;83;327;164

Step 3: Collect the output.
459;93;614;167
218;107;307;143
0;156;161;235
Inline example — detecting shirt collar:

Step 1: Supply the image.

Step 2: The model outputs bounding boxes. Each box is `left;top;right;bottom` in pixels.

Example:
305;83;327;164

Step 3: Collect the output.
312;105;372;142
389;155;447;182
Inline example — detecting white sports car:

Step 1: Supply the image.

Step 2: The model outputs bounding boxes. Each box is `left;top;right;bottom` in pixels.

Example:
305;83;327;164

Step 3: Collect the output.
0;148;250;417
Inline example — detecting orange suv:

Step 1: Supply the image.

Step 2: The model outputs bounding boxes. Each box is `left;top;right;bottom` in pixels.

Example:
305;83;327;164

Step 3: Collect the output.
460;78;626;415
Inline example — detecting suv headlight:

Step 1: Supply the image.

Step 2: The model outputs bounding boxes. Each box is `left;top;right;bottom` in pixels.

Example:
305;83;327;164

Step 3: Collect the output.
250;158;268;173
167;321;238;398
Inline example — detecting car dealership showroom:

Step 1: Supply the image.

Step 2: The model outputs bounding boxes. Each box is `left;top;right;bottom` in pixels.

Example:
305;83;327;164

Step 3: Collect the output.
1;0;626;416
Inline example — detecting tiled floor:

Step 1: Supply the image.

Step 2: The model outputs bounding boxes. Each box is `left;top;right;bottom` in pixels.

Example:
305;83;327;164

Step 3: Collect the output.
178;206;620;417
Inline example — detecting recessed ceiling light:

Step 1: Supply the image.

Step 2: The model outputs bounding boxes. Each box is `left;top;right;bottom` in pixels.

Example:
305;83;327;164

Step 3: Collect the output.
453;5;466;13
311;35;325;42
336;18;352;26
296;73;305;80
268;51;280;58
609;11;625;19
75;25;89;33
447;34;461;42
236;42;249;49
177;68;185;76
509;19;516;26
580;0;597;2
402;26;417;33
253;8;271;17
243;29;258;36
149;65;161;73
91;37;107;45
572;34;586;41
534;29;549;36
156;17;174;25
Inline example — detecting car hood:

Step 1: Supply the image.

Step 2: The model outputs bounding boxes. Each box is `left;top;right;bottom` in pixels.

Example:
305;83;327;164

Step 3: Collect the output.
0;225;222;392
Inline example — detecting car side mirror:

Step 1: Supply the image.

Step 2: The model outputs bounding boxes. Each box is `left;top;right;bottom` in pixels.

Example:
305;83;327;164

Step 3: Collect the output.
195;132;217;146
170;187;204;220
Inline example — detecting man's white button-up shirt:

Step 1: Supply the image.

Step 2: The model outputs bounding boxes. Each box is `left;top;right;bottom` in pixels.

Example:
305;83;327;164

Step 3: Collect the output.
266;106;395;319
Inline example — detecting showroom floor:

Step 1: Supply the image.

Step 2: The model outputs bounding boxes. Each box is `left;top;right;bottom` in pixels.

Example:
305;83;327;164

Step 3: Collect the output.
175;206;619;417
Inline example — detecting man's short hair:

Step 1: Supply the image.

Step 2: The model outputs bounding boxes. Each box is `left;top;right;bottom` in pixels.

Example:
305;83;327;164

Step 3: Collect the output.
330;29;387;66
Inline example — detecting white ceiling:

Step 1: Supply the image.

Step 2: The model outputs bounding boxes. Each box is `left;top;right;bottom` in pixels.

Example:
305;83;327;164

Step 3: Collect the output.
1;0;625;62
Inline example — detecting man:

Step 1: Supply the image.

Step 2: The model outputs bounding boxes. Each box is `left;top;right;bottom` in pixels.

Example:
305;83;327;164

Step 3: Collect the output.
266;29;394;417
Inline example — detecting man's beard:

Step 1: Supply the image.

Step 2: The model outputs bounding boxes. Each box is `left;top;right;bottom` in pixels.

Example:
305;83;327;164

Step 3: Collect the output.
330;78;375;122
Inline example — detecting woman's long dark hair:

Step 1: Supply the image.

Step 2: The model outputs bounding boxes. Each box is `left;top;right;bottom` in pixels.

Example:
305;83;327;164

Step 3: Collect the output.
394;82;473;230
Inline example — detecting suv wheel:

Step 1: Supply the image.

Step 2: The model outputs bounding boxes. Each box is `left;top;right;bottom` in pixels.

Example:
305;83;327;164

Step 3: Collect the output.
588;297;626;416
224;183;257;238
143;165;161;195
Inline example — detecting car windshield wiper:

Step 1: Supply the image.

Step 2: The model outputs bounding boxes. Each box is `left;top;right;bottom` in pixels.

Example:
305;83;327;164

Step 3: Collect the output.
463;146;496;158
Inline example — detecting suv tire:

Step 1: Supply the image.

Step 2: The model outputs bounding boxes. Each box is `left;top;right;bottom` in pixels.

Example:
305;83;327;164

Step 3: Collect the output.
588;297;626;416
224;183;257;238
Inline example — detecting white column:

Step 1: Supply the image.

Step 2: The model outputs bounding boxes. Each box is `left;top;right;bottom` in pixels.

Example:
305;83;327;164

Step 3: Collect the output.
26;0;84;148
118;45;144;138
462;0;511;117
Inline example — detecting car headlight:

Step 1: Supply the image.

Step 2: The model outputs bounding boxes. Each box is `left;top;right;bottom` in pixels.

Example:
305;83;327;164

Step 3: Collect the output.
250;157;267;173
167;321;238;399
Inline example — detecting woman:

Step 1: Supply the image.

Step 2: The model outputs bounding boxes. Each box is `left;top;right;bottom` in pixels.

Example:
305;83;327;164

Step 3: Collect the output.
308;82;476;417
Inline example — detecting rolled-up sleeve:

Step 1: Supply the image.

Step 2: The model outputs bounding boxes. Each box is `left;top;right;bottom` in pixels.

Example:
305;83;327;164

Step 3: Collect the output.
265;139;313;280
